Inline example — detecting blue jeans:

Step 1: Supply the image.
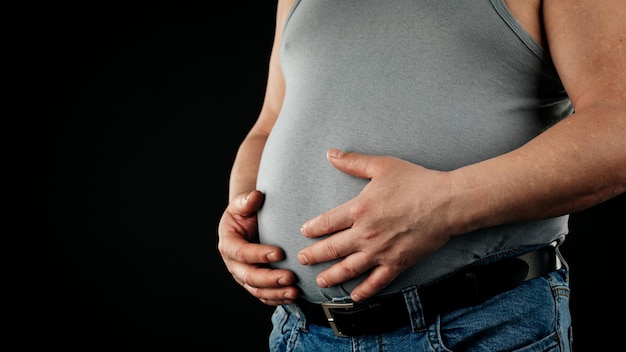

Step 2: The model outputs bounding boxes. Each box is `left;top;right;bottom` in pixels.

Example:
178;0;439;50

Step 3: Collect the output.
269;268;572;351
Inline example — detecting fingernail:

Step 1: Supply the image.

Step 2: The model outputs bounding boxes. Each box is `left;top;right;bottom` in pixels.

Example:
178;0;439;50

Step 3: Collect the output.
328;149;343;159
317;277;328;288
351;294;362;302
277;277;287;286
267;252;278;262
298;253;309;265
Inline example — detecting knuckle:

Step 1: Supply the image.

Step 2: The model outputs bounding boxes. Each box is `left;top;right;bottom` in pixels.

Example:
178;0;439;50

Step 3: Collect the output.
339;262;360;278
230;243;244;259
322;240;340;258
240;270;254;287
348;202;366;218
360;228;378;241
318;216;334;234
368;278;389;291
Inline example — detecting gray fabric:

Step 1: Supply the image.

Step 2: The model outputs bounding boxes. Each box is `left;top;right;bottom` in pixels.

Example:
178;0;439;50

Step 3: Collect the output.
256;0;573;303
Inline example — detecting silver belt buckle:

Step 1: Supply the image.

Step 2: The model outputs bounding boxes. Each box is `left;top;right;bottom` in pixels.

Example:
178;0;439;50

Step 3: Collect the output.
321;302;354;337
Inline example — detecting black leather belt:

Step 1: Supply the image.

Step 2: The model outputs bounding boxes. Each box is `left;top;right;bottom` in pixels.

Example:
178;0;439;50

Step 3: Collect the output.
296;245;561;337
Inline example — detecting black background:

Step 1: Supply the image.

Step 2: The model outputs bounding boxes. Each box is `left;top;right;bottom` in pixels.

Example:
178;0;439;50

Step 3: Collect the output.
20;2;624;351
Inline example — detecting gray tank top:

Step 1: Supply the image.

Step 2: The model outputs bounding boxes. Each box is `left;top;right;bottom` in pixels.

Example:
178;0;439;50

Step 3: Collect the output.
257;0;573;303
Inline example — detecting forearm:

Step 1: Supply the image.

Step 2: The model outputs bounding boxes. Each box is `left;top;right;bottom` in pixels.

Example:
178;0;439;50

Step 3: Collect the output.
228;131;269;202
448;103;626;236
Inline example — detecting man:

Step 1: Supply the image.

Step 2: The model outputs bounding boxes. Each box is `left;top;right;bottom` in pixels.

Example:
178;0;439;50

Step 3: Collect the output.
218;0;625;350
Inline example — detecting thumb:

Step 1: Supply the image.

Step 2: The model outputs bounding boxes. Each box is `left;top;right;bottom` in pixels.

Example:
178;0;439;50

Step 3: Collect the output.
235;190;265;215
326;148;376;180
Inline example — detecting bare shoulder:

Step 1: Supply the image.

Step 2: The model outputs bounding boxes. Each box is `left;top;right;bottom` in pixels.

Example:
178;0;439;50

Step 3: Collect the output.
543;0;626;106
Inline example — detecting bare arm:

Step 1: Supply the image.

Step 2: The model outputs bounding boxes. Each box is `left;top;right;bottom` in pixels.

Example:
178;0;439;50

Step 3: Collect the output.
218;0;299;306
445;0;626;235
228;1;290;201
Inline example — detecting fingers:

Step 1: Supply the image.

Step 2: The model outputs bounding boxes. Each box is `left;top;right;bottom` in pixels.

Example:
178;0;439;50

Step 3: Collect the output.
234;265;300;306
218;189;300;305
218;223;296;301
300;148;384;238
300;241;400;302
300;207;354;239
221;240;300;305
298;226;358;265
326;148;378;179
298;229;386;301
217;211;282;265
312;250;370;289
349;266;399;302
224;239;283;265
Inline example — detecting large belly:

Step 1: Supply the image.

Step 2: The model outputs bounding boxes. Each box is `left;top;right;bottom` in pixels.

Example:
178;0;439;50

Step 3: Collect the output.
255;0;571;302
255;91;547;301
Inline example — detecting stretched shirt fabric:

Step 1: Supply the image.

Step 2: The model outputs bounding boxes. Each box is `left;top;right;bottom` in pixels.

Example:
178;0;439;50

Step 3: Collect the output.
256;0;573;303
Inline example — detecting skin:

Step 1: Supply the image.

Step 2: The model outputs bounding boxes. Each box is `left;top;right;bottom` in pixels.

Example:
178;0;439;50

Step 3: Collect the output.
217;0;626;306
